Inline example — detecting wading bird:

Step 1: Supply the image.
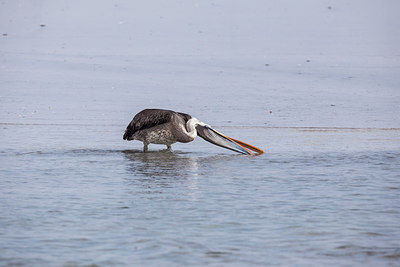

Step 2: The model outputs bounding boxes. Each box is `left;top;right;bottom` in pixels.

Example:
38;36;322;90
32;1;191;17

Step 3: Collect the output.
123;109;263;155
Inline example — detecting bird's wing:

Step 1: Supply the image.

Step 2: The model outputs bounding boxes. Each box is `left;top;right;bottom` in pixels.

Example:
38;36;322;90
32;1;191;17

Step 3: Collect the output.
123;109;192;139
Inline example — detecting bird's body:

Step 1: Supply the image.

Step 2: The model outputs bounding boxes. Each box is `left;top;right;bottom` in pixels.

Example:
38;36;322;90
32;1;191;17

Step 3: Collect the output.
123;109;204;152
123;108;263;155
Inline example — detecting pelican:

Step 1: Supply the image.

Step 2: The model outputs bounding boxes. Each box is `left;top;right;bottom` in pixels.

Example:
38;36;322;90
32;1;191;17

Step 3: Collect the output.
123;109;263;155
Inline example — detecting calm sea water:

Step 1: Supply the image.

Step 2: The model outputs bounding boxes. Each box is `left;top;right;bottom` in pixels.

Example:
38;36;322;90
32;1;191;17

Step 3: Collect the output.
1;1;399;264
1;123;399;266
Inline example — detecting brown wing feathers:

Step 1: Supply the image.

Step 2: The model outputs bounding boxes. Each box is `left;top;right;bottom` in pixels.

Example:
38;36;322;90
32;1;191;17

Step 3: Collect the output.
123;109;192;140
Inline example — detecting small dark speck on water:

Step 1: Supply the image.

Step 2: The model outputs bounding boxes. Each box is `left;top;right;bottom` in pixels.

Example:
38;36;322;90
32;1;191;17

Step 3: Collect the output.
40;24;46;27
206;251;232;258
2;33;7;36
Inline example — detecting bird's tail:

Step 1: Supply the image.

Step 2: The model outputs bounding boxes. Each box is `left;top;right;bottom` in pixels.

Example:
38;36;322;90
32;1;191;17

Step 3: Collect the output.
123;129;133;140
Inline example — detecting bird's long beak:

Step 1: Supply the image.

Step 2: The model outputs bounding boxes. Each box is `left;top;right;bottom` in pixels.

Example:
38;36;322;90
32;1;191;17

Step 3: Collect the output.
196;125;264;155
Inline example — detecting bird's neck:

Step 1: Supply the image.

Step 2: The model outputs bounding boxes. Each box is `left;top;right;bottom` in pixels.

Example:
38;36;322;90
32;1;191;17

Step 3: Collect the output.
186;118;206;138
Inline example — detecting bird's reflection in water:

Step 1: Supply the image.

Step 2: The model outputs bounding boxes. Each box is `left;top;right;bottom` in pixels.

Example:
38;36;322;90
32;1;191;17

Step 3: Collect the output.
122;149;243;200
123;150;200;179
122;149;201;195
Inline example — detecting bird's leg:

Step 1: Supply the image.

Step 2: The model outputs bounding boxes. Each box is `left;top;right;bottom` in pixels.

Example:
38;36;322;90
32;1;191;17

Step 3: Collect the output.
143;143;149;153
166;144;172;151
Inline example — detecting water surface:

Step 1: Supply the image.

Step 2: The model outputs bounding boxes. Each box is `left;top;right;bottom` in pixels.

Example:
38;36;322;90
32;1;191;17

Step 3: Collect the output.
1;123;399;266
1;0;400;265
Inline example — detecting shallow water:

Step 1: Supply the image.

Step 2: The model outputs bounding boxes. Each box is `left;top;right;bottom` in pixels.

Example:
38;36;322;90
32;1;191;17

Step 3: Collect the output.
1;123;400;266
1;0;400;266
